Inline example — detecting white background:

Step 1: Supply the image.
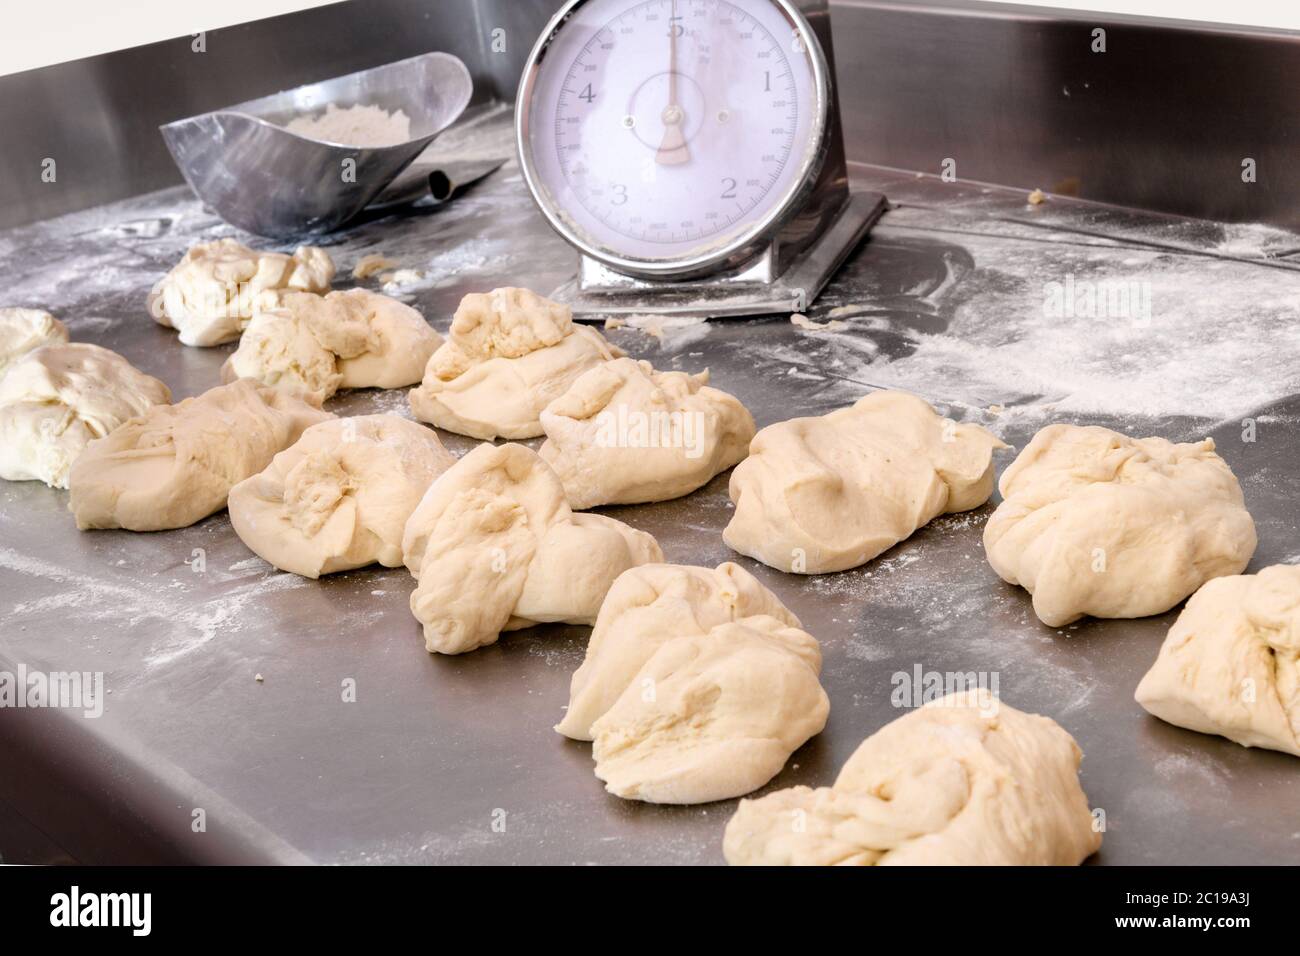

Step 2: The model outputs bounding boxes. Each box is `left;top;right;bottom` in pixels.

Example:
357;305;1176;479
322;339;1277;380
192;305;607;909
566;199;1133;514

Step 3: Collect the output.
1012;0;1299;29
0;0;339;77
0;0;1296;77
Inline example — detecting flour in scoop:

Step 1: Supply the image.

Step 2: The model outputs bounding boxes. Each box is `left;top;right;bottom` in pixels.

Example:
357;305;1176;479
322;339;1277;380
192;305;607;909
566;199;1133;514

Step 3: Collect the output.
285;103;412;147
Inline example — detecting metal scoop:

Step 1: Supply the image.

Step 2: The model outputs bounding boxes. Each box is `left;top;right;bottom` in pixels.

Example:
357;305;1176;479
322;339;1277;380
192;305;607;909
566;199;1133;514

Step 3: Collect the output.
160;52;473;239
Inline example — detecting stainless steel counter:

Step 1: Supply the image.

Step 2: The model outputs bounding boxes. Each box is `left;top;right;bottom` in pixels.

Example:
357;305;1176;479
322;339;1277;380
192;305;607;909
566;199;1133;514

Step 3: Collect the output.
2;124;1299;863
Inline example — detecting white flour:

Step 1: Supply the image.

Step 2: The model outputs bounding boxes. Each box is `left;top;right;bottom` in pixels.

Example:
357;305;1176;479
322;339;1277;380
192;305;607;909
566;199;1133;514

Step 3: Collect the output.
377;238;514;299
606;313;710;349
0;545;313;671
285;103;412;147
1212;222;1300;259
756;214;1300;428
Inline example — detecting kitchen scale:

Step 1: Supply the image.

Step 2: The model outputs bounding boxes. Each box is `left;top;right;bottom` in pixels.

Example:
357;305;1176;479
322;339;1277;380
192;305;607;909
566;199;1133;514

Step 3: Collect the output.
516;0;886;319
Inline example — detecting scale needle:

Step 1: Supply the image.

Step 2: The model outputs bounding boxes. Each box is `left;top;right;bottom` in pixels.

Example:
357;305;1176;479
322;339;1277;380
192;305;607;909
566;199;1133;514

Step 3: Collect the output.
656;0;690;166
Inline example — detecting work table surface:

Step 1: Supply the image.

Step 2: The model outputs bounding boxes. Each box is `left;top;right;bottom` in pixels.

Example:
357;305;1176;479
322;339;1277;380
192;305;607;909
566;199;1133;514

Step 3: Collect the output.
2;134;1299;863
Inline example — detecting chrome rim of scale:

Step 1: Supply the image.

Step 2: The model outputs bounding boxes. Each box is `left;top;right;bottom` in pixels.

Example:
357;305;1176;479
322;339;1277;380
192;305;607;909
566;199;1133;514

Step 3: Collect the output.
516;0;834;282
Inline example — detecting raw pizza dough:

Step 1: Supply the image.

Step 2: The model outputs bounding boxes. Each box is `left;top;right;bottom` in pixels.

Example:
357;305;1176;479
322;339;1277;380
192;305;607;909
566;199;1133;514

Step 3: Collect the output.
538;358;755;508
408;287;623;440
222;289;441;404
557;562;803;739
0;308;68;377
0;343;171;489
401;442;662;655
69;378;331;531
724;690;1101;865
593;617;827;804
984;425;1256;627
228;414;455;578
724;390;1005;573
1136;564;1299;756
150;238;335;346
557;562;826;804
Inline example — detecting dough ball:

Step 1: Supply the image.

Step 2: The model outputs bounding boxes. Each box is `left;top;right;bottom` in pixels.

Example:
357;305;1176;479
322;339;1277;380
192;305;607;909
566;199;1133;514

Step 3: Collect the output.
150;238;335;347
408;287;623;439
984;424;1256;626
222;289;441;404
0;307;68;377
724;691;1101;865
224;308;340;404
558;563;825;803
69;378;331;531
1135;564;1300;756
591;616;828;804
538;358;755;508
229;414;455;578
724;390;1006;573
557;561;802;740
330;291;441;391
400;442;661;655
0;343;170;489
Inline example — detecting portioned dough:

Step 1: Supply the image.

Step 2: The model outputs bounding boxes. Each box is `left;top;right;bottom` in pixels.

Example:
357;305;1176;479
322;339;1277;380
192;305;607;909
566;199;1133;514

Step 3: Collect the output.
408;287;623;439
1136;564;1300;756
401;442;661;654
222;289;441;404
0;308;68;377
592;616;827;804
984;424;1256;627
223;306;335;400
0;344;171;489
69;378;331;531
724;390;1006;573
538;358;755;508
557;562;803;739
557;562;826;804
150;238;335;346
229;414;455;578
724;690;1101;865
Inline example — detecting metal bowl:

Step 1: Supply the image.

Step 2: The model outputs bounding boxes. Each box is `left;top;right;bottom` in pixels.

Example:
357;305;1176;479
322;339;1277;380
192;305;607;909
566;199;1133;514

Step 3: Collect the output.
160;52;473;239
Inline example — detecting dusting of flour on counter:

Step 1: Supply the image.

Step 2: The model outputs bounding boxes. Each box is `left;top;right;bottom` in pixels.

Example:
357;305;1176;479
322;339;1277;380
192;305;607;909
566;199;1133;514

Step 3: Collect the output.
379;268;427;293
607;314;710;348
285;103;412;147
753;210;1300;428
1212;222;1300;259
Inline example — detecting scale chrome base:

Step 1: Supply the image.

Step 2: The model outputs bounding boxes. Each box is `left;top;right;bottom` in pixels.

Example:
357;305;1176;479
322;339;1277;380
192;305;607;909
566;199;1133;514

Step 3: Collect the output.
550;188;888;320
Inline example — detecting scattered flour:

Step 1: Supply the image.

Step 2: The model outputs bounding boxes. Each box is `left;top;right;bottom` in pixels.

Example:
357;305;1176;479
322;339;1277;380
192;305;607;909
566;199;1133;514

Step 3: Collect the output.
777;214;1300;427
0;545;312;670
228;557;270;573
607;313;711;348
374;238;513;299
1212;222;1300;259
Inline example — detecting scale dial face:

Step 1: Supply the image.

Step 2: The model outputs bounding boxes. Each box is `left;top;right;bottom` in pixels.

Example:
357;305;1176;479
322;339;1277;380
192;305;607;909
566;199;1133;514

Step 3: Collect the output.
518;0;829;278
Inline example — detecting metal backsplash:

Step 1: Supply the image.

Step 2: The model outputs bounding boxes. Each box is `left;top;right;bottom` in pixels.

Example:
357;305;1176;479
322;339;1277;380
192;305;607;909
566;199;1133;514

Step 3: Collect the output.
833;0;1299;229
0;0;1296;231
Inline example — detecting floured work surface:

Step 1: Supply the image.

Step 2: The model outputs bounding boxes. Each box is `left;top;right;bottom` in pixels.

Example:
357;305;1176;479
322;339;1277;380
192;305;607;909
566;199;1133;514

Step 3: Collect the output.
1;149;1298;863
